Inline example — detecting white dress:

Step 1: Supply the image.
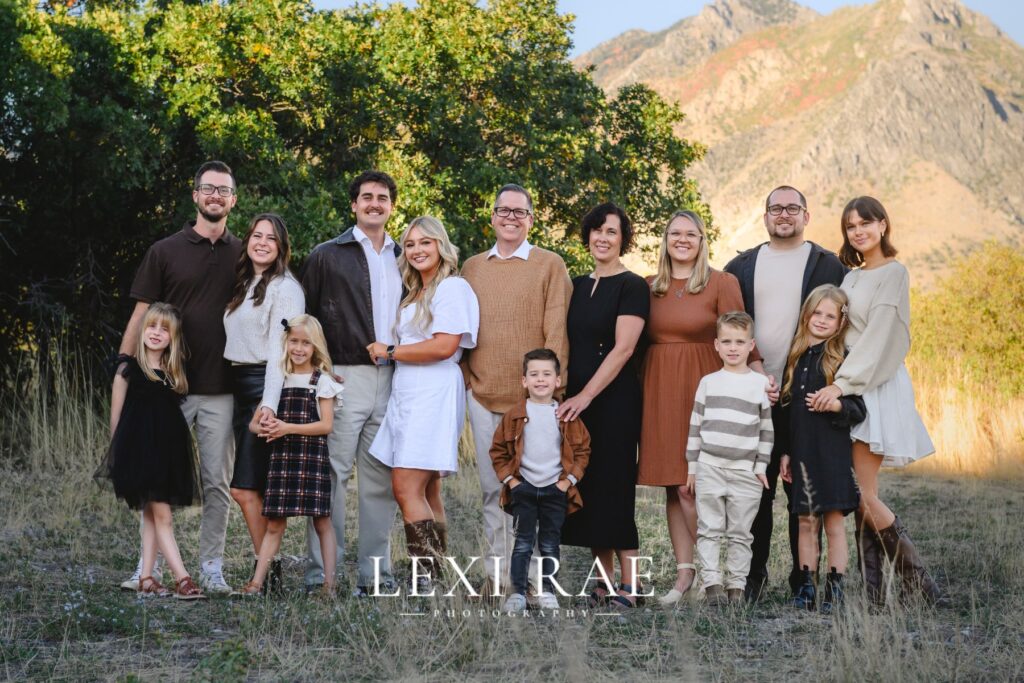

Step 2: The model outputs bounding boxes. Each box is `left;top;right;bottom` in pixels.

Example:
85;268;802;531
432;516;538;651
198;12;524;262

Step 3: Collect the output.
370;277;480;474
839;262;934;467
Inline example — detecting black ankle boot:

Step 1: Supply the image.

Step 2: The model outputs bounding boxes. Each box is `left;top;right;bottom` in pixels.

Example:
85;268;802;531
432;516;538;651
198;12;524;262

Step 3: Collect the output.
820;567;844;615
791;566;816;611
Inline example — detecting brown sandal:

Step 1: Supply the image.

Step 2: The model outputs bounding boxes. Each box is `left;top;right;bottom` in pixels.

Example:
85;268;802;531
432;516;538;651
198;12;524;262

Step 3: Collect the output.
231;581;263;597
137;576;171;598
174;575;208;601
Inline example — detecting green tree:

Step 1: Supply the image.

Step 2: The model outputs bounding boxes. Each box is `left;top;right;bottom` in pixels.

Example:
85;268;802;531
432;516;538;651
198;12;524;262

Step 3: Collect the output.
0;0;709;377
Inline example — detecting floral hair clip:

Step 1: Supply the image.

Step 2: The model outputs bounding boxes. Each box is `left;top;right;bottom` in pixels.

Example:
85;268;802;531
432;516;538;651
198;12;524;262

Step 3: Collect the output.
281;318;291;332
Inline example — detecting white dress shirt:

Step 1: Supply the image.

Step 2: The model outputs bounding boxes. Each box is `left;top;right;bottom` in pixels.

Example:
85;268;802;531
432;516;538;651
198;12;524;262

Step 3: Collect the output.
487;239;533;260
353;226;402;346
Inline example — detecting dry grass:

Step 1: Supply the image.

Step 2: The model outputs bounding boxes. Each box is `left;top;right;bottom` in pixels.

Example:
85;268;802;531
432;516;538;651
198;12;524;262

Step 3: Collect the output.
1;359;1022;681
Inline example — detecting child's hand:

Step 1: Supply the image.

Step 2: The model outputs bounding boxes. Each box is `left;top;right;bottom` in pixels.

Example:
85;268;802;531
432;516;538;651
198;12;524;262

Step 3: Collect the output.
827;398;843;413
806;384;842;412
765;374;780;406
780;455;792;484
756;472;770;489
556;479;571;492
508;477;521;489
686;474;696;496
262;418;290;442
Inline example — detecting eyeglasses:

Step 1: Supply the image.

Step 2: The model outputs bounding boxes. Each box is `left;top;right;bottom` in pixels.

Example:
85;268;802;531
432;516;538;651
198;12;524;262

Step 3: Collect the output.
767;204;805;216
493;206;531;220
196;184;236;197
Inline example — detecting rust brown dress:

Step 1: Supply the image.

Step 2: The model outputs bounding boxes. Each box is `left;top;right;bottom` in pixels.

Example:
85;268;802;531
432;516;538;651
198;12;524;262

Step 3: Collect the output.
638;269;754;486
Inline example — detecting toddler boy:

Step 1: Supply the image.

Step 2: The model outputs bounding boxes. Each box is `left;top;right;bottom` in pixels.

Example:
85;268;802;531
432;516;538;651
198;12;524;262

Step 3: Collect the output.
490;348;590;611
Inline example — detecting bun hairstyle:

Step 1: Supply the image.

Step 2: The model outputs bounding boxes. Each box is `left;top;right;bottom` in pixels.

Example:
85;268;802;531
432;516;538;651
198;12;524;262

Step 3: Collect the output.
136;302;188;394
781;284;850;404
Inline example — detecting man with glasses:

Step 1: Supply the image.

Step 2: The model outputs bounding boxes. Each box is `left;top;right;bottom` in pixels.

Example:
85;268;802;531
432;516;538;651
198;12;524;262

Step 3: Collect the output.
724;185;846;602
300;170;401;596
461;184;572;596
118;160;242;594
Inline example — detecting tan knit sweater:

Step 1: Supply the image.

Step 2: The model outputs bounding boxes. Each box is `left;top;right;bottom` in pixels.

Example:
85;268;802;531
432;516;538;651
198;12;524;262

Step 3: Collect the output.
461;247;572;413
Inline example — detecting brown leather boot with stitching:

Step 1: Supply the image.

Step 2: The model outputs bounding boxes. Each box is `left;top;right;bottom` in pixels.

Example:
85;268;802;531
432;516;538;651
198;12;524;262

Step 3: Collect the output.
876;516;950;607
855;510;885;605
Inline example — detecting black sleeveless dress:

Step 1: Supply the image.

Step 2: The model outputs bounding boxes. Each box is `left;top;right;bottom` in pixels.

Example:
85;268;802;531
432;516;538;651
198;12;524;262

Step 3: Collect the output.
561;272;650;549
96;357;199;510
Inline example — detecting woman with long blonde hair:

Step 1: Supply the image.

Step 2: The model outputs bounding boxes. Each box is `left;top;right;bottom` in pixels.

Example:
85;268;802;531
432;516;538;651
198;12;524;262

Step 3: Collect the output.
367;216;479;593
638;210;763;606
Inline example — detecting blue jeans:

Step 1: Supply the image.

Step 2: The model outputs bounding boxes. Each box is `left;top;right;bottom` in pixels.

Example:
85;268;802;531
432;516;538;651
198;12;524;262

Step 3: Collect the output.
509;480;568;595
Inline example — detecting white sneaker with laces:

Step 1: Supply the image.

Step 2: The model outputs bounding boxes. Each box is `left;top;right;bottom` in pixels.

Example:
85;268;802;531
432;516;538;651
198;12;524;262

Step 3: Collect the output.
537;591;560;609
198;568;233;594
502;593;528;612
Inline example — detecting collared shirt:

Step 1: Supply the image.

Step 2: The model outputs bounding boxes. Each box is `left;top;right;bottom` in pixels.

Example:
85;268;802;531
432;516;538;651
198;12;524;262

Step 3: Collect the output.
353;226;402;345
130;221;242;394
487;239;533;261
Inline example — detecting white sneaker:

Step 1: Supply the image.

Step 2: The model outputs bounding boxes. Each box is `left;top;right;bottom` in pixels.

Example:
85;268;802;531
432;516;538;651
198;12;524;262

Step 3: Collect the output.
198;568;233;594
536;591;559;609
502;593;527;612
119;557;163;591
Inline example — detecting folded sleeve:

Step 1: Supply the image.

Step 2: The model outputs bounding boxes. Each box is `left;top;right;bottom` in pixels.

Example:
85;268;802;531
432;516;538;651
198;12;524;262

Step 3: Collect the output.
430;277;480;349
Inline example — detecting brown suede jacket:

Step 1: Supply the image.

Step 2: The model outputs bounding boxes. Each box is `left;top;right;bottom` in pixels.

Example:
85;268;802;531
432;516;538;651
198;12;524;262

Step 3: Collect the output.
489;400;591;515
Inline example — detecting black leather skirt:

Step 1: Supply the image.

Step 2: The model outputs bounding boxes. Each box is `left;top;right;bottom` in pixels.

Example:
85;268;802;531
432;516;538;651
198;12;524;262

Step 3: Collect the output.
230;364;272;492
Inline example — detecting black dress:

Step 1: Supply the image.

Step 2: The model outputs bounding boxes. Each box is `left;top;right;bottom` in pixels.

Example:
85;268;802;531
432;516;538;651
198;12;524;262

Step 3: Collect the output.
778;343;865;515
561;271;650;549
96;357;199;510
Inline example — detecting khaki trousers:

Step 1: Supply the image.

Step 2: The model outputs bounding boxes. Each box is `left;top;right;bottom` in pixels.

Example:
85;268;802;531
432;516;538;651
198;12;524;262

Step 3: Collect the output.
305;364;397;587
695;463;764;590
180;394;235;566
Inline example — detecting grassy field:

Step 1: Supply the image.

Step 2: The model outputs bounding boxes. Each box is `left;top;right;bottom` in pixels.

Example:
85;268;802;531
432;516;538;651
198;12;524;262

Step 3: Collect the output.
2;361;1023;681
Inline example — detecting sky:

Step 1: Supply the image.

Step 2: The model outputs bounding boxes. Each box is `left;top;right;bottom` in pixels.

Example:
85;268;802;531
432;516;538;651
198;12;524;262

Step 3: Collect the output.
312;0;1024;56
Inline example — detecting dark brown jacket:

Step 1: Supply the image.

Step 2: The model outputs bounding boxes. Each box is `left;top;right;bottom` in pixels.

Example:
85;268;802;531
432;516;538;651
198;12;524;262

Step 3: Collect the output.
300;227;402;366
489;400;591;515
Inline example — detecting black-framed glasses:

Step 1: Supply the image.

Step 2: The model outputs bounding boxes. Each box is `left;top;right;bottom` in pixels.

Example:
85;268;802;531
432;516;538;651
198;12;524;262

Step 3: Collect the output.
767;204;805;216
196;184;236;197
493;206;531;220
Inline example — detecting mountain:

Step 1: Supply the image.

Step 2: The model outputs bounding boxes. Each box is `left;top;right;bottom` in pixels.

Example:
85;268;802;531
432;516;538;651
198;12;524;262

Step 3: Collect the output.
577;0;1024;284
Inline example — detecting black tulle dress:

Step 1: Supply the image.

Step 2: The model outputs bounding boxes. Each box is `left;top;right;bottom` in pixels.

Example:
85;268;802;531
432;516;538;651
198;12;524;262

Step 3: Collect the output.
95;357;199;510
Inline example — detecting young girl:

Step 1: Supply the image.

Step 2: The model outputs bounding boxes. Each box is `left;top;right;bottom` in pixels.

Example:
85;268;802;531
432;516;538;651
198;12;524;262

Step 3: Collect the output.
779;285;866;613
235;314;342;596
96;303;205;600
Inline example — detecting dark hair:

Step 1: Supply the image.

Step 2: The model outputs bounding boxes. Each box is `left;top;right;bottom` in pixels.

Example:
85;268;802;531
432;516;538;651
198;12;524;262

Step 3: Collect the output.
522;348;560;376
838;196;898;267
348;170;398;204
227;213;292;313
194;160;235;190
580;202;633;255
716;310;754;336
764;185;807;211
493;183;533;211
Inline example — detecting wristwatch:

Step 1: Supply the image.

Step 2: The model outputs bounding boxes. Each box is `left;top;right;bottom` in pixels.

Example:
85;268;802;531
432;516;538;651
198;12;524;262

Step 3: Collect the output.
386;344;396;361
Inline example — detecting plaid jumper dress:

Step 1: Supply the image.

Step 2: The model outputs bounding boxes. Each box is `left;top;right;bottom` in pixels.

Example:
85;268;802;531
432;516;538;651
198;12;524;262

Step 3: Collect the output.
262;369;332;518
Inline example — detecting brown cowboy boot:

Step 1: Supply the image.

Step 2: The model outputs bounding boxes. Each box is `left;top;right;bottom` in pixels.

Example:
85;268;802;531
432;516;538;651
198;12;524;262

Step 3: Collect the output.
404;520;440;594
855;510;885;605
876;516;950;607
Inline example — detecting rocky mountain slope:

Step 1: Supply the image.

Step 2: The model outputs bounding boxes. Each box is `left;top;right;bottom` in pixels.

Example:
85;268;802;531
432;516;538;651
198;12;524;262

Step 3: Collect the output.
577;0;1024;283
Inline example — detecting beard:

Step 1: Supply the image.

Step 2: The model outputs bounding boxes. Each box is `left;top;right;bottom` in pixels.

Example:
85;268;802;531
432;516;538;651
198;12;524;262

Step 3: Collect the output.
196;201;230;222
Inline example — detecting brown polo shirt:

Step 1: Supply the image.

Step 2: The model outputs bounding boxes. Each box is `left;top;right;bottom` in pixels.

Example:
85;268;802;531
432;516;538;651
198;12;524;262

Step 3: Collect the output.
130;221;241;394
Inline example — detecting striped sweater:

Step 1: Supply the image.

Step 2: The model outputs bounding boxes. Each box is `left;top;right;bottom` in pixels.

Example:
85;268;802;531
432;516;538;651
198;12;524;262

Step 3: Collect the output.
686;369;773;475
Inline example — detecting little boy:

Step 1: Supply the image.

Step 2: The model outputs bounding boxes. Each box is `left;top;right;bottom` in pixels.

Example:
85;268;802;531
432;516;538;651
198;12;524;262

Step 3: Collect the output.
686;312;773;606
490;348;591;612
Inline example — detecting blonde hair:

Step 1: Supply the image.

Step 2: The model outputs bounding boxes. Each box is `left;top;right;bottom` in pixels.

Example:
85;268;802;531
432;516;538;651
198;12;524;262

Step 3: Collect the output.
398;216;460;333
781;285;850;404
651;210;711;297
279;314;333;375
136;302;188;394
